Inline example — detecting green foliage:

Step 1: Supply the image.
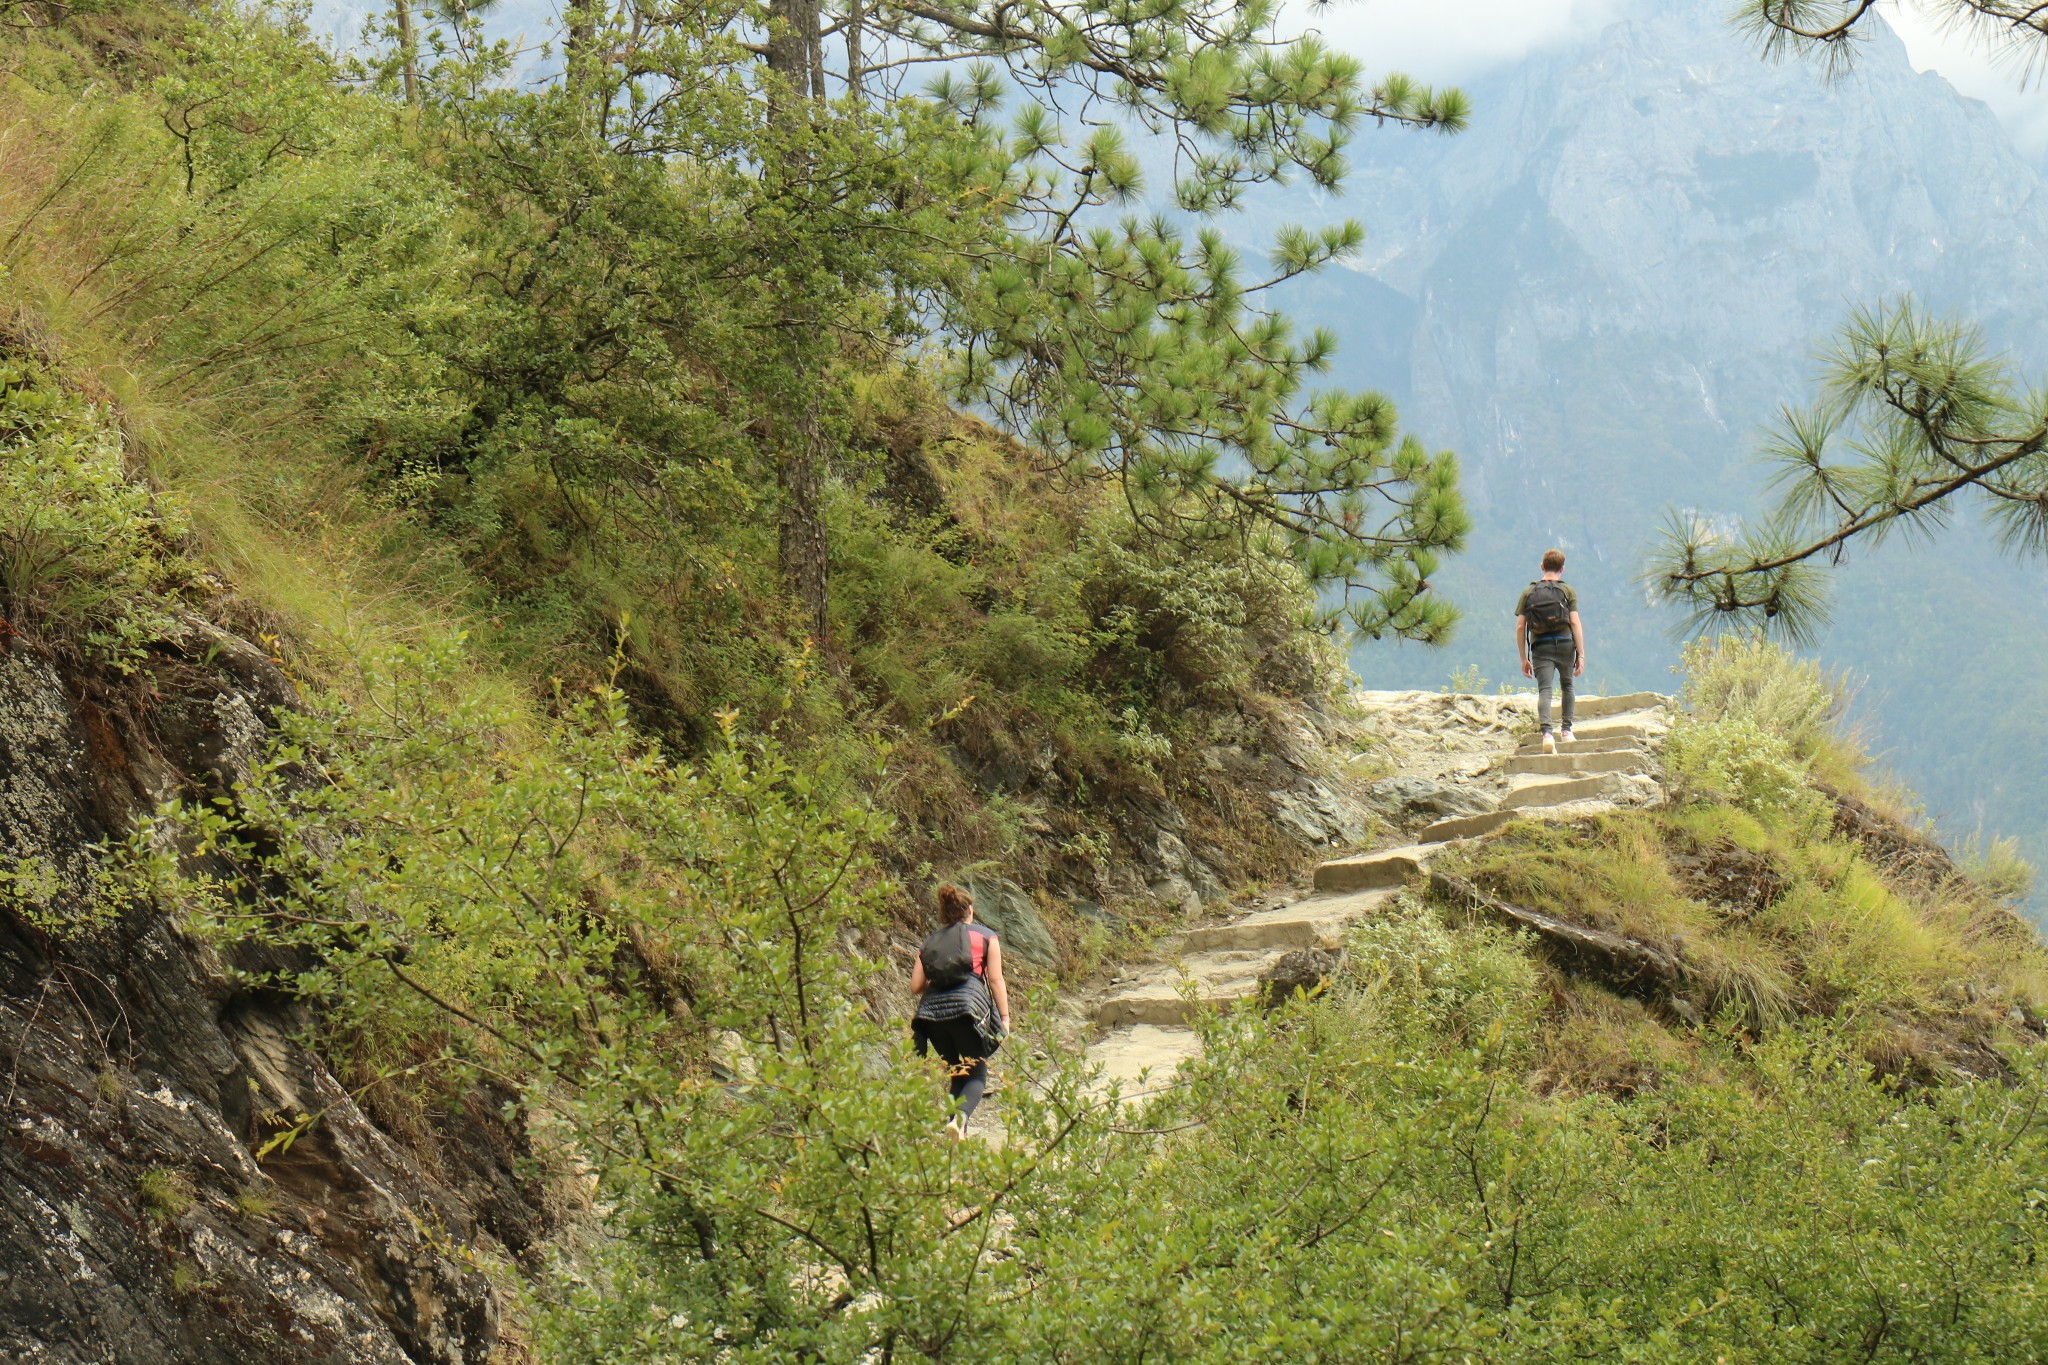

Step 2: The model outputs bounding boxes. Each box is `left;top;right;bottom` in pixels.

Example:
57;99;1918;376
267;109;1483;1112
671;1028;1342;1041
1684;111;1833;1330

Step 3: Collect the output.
231;1188;276;1220
1667;712;1828;828
1342;893;1543;1056
19;12;2048;1362
1734;1;2048;78
0;359;190;668
1676;634;1849;760
0;0;1449;919
152;640;894;1091
1667;634;1855;818
1960;832;2036;904
137;1167;194;1221
119;599;2048;1365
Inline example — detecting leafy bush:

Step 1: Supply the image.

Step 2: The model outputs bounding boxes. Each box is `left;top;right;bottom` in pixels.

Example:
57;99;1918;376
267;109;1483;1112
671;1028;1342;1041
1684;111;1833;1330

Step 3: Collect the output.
1078;518;1334;706
1959;832;2036;904
1343;895;1543;1054
1678;633;1859;771
125;641;2048;1365
0;360;189;667
1666;711;1829;830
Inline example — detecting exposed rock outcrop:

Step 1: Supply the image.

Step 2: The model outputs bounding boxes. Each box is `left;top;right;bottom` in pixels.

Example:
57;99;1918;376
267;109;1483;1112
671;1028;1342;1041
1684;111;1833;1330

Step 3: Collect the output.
1;633;525;1364
1428;870;1685;1001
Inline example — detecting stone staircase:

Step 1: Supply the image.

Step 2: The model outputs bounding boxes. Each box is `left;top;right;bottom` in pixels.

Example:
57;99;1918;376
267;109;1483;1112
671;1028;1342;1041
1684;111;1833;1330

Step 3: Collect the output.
1084;690;1673;1097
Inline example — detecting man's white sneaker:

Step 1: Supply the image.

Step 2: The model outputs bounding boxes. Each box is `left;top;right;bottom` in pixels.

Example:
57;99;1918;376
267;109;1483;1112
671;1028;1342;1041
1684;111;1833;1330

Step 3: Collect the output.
1540;732;1556;754
1560;729;1576;744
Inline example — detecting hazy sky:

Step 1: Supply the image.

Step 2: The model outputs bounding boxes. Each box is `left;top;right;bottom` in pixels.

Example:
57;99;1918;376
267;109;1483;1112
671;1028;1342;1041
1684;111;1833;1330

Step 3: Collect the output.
1297;0;2048;156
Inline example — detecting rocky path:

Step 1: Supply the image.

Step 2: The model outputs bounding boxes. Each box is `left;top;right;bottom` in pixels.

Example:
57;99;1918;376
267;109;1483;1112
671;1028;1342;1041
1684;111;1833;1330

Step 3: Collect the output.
1080;690;1674;1097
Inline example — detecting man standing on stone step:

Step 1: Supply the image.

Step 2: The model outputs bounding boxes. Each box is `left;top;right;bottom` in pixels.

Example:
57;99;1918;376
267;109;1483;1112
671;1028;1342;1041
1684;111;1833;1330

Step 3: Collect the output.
1516;548;1585;754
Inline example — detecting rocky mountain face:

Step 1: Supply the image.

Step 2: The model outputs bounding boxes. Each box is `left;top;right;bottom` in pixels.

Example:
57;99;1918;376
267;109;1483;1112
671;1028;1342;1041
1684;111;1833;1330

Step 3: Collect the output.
1266;3;2048;900
0;630;549;1364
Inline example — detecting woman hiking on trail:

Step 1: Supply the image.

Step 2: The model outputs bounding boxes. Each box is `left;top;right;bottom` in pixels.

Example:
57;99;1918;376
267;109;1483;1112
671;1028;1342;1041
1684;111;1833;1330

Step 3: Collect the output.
909;883;1011;1138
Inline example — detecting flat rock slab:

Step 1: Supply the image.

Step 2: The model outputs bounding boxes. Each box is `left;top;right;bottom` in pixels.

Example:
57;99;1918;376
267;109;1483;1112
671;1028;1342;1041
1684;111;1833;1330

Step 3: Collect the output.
1562;718;1662;744
1515;735;1645;756
1417;809;1521;842
1184;888;1394;953
1506;749;1653;777
1362;774;1497;825
1571;692;1671;721
1312;844;1435;893
1419;800;1634;843
1089;1024;1202;1096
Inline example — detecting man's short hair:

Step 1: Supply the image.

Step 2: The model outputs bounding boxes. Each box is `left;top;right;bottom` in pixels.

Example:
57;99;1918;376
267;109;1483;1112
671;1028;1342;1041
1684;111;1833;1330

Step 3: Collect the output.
1540;548;1566;573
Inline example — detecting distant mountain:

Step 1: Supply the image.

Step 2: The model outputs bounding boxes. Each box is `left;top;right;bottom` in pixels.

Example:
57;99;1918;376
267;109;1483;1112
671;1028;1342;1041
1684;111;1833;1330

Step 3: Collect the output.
1254;3;2048;905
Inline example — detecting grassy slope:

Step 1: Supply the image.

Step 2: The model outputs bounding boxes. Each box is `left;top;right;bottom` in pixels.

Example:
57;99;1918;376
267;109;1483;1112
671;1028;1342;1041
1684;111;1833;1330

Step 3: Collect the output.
1416;639;2048;1093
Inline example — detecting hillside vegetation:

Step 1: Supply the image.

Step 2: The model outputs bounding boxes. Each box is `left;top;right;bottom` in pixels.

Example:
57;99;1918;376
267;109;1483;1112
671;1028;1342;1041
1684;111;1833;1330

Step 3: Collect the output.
4;2;2048;1362
0;0;1404;956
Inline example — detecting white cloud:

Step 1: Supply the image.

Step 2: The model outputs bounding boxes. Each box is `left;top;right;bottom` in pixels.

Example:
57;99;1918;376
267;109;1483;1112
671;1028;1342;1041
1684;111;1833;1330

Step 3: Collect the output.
1289;0;1623;82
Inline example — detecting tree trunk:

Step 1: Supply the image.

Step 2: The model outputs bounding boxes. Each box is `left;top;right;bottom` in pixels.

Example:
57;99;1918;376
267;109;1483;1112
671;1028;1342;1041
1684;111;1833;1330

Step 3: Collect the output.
765;0;819;110
764;1;829;646
804;0;826;101
394;0;418;104
845;0;863;100
779;405;831;647
565;1;597;108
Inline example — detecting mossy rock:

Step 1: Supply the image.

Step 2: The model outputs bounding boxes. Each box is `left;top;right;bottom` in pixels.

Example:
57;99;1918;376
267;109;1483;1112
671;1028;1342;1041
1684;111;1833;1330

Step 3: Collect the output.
962;875;1057;967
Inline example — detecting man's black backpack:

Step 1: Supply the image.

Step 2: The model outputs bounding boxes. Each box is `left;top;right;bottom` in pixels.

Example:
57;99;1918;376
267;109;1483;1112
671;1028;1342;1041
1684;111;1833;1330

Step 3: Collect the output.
1523;580;1573;637
919;923;977;990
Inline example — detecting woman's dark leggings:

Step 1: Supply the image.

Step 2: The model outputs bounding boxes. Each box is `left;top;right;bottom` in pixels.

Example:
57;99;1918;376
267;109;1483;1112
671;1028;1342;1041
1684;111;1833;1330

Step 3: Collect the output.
948;1060;988;1121
913;1016;991;1123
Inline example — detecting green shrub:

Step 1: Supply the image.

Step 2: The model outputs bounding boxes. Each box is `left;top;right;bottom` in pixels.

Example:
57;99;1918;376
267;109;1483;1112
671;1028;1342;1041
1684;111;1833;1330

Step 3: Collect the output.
1677;633;1860;773
1666;711;1829;830
0;361;189;668
1343;895;1544;1056
1959;832;2036;904
1078;517;1333;705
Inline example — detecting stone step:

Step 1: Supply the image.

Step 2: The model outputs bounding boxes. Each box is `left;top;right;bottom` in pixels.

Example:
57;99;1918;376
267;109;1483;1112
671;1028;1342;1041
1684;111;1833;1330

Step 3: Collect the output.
1501;773;1614;810
1089;1023;1201;1095
1417;809;1519;842
1418;798;1634;843
1093;952;1269;1028
1312;843;1435;894
1513;735;1645;756
1571;692;1670;721
1519;719;1659;751
1184;888;1394;954
1505;749;1653;777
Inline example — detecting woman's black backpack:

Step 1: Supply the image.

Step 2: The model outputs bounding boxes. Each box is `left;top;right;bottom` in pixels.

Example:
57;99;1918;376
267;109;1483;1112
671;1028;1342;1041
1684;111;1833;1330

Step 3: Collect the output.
919;923;976;990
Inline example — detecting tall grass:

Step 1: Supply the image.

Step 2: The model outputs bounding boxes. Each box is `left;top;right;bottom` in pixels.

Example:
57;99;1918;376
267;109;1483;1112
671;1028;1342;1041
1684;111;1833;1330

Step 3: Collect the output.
1676;633;1865;784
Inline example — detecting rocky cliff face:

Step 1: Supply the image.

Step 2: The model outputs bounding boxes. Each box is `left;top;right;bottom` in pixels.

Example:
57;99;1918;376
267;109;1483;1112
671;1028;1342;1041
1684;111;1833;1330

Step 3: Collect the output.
1260;3;2048;902
0;629;534;1364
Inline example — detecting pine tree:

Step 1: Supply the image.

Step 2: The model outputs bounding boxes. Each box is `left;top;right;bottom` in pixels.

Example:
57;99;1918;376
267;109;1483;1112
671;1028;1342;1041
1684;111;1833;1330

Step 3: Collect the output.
411;0;1473;649
822;0;1473;641
1735;1;2048;73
